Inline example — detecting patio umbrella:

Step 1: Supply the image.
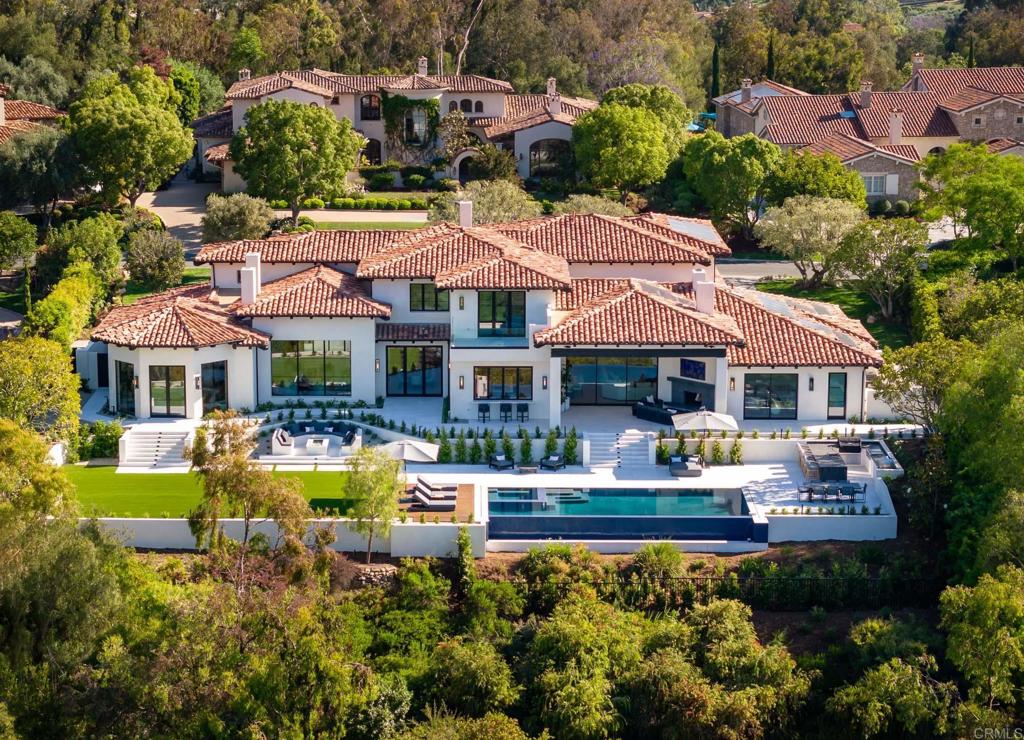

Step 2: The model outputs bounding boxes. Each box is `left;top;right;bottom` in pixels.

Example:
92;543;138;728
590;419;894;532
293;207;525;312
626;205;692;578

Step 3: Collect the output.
671;408;739;434
382;439;440;463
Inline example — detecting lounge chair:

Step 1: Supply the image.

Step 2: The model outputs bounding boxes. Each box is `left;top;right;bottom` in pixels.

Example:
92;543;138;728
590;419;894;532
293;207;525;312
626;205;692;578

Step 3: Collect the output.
539;454;565;471
669;454;702;477
489;453;514;471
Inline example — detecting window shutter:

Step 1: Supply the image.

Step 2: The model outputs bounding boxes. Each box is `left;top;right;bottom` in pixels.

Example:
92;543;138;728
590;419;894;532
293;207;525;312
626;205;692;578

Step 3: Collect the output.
884;174;899;195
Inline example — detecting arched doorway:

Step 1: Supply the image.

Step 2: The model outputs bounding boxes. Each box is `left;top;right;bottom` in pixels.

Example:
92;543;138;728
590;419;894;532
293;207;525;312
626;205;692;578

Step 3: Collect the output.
450;147;481;184
363;138;382;166
529;138;572;178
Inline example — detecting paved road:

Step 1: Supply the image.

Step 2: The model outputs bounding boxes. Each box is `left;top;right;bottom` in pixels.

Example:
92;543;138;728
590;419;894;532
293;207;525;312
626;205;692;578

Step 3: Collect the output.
717;259;800;285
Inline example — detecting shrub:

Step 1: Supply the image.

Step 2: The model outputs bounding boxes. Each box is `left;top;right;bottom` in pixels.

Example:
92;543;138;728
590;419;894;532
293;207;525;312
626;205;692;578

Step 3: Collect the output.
368;172;395;191
268;199;288;209
469;437;482;464
201;193;274;242
78;419;124;458
544;429;559;458
501;432;516;461
24;263;102;349
729;440;743;465
422;638;520;715
302;196;325;209
437;178;460;192
400;165;432;179
519;434;533;465
552;193;633;217
455;431;467;463
404;173;427;189
483;432;496;460
409;197;429;209
711;440;724;465
126;230;185;291
562;427;578;464
398;199;412;210
893;199;910;216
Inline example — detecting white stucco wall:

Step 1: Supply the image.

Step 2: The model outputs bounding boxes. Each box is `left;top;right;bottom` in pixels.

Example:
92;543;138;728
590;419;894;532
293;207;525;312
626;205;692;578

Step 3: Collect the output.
512;120;575;179
371;279;451;323
441;92;507;119
221;161;246;194
725;365;869;423
448;352;558;425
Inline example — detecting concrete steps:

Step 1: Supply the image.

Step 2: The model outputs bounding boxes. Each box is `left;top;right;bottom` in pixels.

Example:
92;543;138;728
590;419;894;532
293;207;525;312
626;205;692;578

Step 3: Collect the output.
120;429;190;469
586;431;651;468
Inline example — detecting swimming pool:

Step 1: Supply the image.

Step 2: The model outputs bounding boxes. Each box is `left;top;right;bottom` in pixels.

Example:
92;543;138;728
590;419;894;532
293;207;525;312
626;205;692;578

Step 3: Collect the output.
488;488;745;517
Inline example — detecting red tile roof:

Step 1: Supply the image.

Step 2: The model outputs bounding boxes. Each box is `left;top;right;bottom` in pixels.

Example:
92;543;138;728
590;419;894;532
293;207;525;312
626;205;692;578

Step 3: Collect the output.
987;137;1024;154
623;213;732;257
226;72;336;100
92;285;269;349
433;232;572;290
910;67;1024;100
760;94;865;146
852;91;957;138
477;95;597;138
536;278;743;347
226;70;513;99
232;265;391;318
0;119;40;145
714;79;809;113
191;106;233;138
204;143;230;163
4;99;62;121
376;322;450;341
195;229;427;264
800;133;920;164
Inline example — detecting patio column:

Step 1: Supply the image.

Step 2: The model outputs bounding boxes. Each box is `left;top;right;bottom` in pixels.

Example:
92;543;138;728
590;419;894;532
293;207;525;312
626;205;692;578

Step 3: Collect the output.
547;356;562;429
714;357;729;414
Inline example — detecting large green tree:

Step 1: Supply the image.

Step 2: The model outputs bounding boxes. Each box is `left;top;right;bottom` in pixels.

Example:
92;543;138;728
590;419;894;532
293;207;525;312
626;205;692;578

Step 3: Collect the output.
917;142;995;240
230;99;364;225
0;54;67;107
0;336;80;441
764;149;867;207
201;193;275;243
602;83;692;155
0;127;81;234
572;103;670;200
430;180;542;225
961;153;1024;270
0;419;74;517
344;445;402;564
0;211;36;272
872;337;971;431
833;218;928;319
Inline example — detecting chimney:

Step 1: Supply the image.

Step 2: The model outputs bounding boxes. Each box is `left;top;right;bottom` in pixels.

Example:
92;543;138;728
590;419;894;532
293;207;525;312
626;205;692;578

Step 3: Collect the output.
456;200;473;228
240;268;257;305
238;68;251;81
546;77;557;96
888;107;903;146
548;92;562;116
691;268;716;314
912;52;924;76
740;78;752;104
859;81;872;109
417;56;428;76
244;252;261;293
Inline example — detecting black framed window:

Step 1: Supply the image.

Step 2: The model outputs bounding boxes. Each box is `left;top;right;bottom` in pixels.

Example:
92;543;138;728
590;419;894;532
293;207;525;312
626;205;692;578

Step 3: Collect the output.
115;360;136;416
201;360;228;414
474;100;483;113
405;108;427;144
460;98;473;113
478;291;526;337
827;372;847;420
409;282;449;311
363;138;382;166
270;340;351;396
743;373;798;420
474;366;533;400
448;101;458;112
360;94;381;120
149;365;186;417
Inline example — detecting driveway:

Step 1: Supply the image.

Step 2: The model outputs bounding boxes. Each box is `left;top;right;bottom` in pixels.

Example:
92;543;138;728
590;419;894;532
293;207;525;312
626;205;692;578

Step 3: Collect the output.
136;172;217;256
717;259;800;286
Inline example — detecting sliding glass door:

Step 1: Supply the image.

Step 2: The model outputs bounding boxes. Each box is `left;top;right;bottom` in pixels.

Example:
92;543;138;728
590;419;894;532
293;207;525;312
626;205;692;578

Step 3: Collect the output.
742;373;798;420
567;356;657;405
149;365;186;417
115;360;136;417
386;346;443;396
201;361;228;415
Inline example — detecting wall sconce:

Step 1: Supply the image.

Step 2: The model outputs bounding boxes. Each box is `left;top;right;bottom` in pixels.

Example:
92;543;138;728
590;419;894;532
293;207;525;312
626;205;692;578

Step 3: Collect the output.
728;377;735;392
132;376;139;389
458;375;465;390
458;295;465;310
374;358;380;373
194;375;201;390
808;377;815;391
542;375;548;390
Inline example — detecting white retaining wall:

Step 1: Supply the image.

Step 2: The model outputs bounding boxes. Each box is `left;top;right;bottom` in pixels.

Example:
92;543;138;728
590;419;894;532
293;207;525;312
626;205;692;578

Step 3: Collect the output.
765;513;898;542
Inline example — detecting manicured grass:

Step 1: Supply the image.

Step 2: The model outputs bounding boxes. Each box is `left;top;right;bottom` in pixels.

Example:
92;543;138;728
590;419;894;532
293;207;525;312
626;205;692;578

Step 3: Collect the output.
66;465;354;518
122;266;211;305
313;221;427;231
757;278;911;350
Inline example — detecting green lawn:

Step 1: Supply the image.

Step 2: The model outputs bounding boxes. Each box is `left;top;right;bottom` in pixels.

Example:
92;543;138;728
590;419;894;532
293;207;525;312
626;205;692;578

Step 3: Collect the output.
122;266;211;305
313;221;427;231
66;465;354;518
757;278;911;350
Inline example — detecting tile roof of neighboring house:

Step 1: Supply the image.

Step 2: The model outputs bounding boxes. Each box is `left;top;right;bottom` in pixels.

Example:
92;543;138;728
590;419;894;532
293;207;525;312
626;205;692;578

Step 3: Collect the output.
852;91;957;138
91;285;269;349
204;142;230;163
714;79;809;113
760;94;866;146
801;133;920;164
226;70;513;99
535;278;744;347
909;67;1024;100
500;94;598;120
478;97;597;138
195;229;425;264
376;322;450;341
232;265;391;318
4;99;62;121
191;106;233;138
987;137;1024;154
0;118;41;145
226;72;337;100
623;213;732;257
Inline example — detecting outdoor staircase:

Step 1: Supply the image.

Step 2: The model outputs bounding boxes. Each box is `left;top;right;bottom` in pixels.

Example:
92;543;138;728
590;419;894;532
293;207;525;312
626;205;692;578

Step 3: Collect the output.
586;431;651;469
120;428;190;469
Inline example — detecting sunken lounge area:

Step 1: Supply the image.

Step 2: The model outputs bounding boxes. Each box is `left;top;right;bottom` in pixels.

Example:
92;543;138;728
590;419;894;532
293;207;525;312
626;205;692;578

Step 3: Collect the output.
268;421;363;459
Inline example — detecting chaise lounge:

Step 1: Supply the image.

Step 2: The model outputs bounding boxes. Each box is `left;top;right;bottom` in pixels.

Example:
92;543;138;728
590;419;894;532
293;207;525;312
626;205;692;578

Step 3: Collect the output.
669;454;702;477
489;453;514;470
539;453;565;471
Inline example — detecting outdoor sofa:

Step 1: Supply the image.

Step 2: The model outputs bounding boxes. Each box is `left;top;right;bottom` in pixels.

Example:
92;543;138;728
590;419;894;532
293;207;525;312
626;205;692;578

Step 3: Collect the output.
669;454;702;477
632;396;682;425
489;454;514;470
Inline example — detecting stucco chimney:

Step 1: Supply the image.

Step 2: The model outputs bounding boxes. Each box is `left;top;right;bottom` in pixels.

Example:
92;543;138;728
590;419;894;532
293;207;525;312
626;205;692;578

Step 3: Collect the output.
859;81;872;109
456;200;473;228
417;56;428;76
240;267;257;305
547;77;557;96
740;78;752;104
238;68;251;81
690;268;715;314
912;52;925;76
244;252;262;293
548;92;562;116
888;107;903;146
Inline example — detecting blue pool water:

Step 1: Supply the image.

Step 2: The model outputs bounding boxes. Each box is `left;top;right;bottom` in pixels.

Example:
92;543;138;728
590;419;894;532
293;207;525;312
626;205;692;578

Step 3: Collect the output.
488;488;744;517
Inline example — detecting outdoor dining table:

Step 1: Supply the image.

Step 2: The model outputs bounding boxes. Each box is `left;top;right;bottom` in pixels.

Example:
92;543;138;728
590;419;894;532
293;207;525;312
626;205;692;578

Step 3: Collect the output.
802;482;866;501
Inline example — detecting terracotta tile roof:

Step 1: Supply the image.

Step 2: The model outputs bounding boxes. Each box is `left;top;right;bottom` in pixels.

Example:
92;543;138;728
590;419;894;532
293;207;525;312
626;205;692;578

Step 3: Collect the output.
500;94;597;119
535;278;743;347
852;92;957;138
92;285;269;349
910;67;1024;100
0;119;41;145
376;322;450;341
232;265;390;318
4;99;62;121
760;94;865;146
204;143;230;163
987;137;1024;154
433;231;572;290
227;69;514;99
0;83;9;97
481;107;578;138
623;213;732;257
191;106;233;138
714;79;809;113
226;72;336;100
195;228;430;264
473;94;597;136
801;133;920;164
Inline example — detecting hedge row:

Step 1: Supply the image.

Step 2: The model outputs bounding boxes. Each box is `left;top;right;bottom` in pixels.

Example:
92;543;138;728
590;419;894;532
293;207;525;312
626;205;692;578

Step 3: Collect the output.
909;276;942;342
23;262;104;349
269;197;429;211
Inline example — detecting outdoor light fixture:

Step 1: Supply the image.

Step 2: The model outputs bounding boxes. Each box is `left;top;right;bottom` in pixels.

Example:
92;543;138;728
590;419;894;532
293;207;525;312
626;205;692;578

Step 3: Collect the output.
542;375;548;390
728;377;735;392
132;376;139;389
809;377;815;391
194;375;201;390
458;295;465;310
374;358;380;372
458;375;465;390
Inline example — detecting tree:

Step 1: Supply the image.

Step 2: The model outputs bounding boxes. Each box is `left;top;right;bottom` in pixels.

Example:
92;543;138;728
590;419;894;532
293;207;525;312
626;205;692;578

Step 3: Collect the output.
551;194;633;217
572;103;670;199
764;149;867;207
230;99;364;225
168;59;225;115
438;110;472;164
777;32;864;94
430;180;542;225
709;40;720;105
424;639;521;716
602;83;692;155
35;213;124;291
0;54;67;107
834;218;927;319
872;338;970;431
68;69;193;207
466;143;519;183
961;154;1024;270
0;211;36;271
766;32;776;78
186;410;311;589
0;336;80;441
344;445;402;564
0;127;81;234
755;196;864;287
917;142;995;239
229;27;266;74
201;193;275;243
126;230;185;291
0;419;74;517
168;61;200;126
975;490;1024;575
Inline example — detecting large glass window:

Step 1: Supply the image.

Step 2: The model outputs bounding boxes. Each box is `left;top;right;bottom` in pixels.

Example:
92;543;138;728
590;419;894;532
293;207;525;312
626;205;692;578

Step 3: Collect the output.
478;291;526;337
149;365;186;417
529;138;572;177
567;356;657;405
743;373;798;420
827;372;847;420
474;367;533;400
271;340;351;396
410;282;449;312
386;346;443;396
405;108;427;145
201;361;228;414
360;94;381;120
115;360;136;416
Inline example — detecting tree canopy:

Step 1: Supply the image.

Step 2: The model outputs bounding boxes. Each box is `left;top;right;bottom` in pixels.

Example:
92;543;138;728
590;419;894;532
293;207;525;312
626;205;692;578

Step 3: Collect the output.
601;83;693;155
0;336;80;441
572;103;671;198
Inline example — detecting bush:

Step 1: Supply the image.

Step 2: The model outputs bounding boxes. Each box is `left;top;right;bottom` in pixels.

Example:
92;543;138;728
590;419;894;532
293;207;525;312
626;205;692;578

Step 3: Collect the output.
422;638;520;715
126;230;185;291
562;427;578;464
552;194;633;217
404;173;427;189
78;420;124;459
24;263;102;349
398;199;412;210
400;165;433;179
268;199;288;209
302;197;325;209
711;440;724;465
870;199;893;216
437;178;460;192
729;440;743;465
893;199;910;216
409;198;429;210
368;172;395;191
201;193;274;243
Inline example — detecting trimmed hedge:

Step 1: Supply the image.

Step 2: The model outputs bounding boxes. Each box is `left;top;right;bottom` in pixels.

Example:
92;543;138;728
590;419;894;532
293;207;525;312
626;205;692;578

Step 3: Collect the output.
272;196;429;211
909;277;942;342
24;262;103;349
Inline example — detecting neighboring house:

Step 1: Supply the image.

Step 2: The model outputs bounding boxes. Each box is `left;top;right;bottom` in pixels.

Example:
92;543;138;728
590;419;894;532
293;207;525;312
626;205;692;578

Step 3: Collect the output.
198;59;596;191
0;83;63;146
80;209;882;426
189;106;233;180
800;133;921;203
713;79;808;138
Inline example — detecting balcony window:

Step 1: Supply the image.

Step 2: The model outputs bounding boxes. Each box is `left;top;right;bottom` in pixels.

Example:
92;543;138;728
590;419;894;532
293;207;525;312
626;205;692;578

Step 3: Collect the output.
410;282;449;311
405;108;427;145
478;291;526;337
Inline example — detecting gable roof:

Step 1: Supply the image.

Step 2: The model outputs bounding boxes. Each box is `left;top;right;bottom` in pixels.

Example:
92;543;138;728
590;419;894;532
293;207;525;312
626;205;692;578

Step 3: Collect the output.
226;69;513;100
191;106;233;138
195;229;428;264
478;95;598;138
623;213;732;257
4;99;62;121
714;79;808;113
852;91;957;138
91;285;269;349
801;133;920;164
0;118;41;145
909;67;1024;100
232;265;391;318
226;72;336;100
987;137;1024;154
433;231;572;290
760;94;866;146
